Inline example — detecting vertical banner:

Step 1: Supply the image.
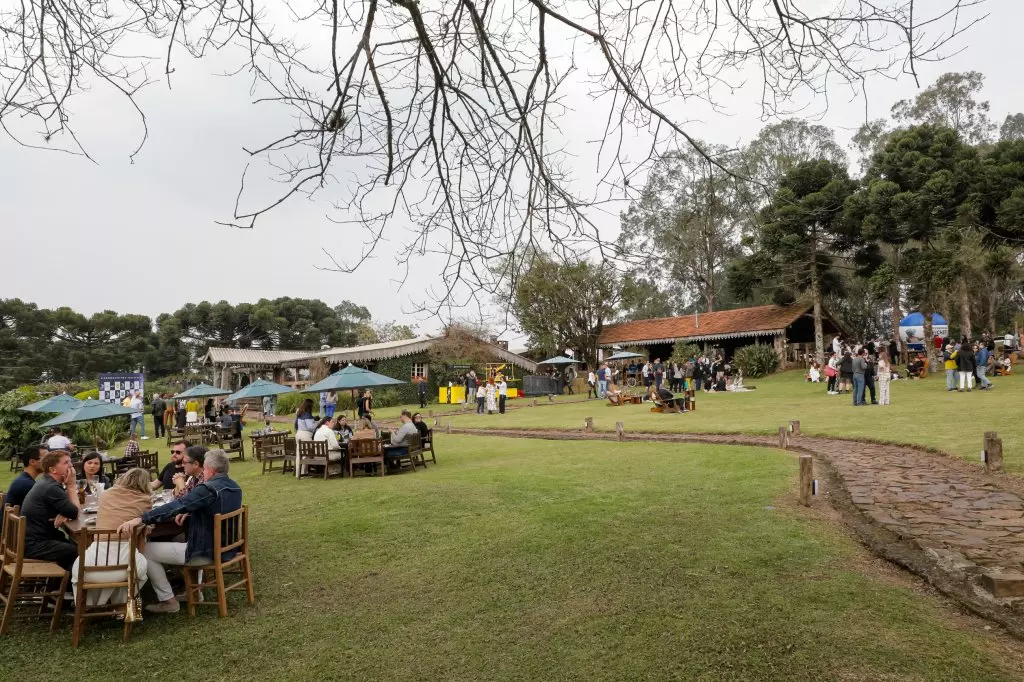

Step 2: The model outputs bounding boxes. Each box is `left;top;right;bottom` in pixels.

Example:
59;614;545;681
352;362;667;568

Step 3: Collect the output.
99;372;145;404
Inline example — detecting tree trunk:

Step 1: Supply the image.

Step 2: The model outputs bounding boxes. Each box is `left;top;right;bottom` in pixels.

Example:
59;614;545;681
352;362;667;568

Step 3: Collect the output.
810;238;824;364
959;278;972;340
890;278;902;363
988;279;998;334
922;309;937;371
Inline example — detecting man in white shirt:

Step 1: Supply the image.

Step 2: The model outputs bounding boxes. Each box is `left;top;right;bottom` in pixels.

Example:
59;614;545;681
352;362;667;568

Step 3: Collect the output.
129;391;147;439
46;427;74;452
587;369;597;399
497;378;508;414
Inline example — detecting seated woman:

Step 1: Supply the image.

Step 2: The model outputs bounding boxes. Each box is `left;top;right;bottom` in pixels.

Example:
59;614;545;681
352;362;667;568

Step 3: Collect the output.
807;362;821;383
648;385;685;412
73;468;152;607
996;355;1013;376
906;355;925;379
312;417;345;475
351;417;378;441
412;413;430;440
78;451;112;494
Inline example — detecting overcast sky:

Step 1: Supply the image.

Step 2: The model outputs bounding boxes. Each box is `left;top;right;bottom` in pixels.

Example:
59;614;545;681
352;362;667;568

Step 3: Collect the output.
4;0;1021;344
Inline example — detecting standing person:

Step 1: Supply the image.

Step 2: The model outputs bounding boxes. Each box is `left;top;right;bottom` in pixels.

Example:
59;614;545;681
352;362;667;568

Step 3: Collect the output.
587;367;597;399
597;363;609;398
976;342;993;390
204;398;216;423
129;391;146;439
464;370;477;404
877;351;892;405
498;376;508;414
832;335;842;357
356;390;373;419
864;352;878;405
319;391;328;420
485;378;498;414
839;351;853;395
825;354;838;394
151;393;166;440
852;348;868;406
956;341;976;392
641;361;651;388
417;377;428;408
887;337;899;365
564;365;576;395
475;382;486;414
163;398;176;435
325;391;337;418
652;358;664;389
692;357;703;392
943;344;957;391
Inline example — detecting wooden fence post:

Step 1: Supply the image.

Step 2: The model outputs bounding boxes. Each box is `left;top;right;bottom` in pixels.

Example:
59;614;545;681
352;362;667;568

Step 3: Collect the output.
985;431;1004;472
615;421;624;441
584;417;594;433
778;426;790;449
799;455;813;506
532;398;537;407
428;409;434;418
445;421;452;434
789;420;801;436
433;417;440;427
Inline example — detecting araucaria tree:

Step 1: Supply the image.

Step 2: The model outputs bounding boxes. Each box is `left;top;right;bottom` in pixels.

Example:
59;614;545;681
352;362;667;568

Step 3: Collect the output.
0;1;984;309
730;160;858;363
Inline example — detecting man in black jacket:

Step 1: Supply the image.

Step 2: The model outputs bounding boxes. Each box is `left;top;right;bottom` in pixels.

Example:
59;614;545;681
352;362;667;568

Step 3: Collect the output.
152;393;166;439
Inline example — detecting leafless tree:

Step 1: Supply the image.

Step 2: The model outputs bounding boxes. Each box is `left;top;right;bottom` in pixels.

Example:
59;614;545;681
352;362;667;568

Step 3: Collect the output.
1;0;986;314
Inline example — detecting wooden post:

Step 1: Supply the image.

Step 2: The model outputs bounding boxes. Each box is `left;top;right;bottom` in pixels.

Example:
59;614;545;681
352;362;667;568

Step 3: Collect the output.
615;421;624;442
985;431;1004;472
799;455;813;506
428;409;434;417
548;394;555;403
532;398;537;407
445;421;452;434
778;426;790;449
789;420;801;435
584;417;594;433
433;417;440;427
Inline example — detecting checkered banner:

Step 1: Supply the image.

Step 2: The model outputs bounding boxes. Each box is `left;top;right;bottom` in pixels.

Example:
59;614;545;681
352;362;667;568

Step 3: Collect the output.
98;372;145;404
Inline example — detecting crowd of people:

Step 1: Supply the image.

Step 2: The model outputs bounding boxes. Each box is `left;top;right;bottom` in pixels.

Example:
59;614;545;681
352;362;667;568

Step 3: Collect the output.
589;355;737;400
806;331;1018;406
5;442;243;616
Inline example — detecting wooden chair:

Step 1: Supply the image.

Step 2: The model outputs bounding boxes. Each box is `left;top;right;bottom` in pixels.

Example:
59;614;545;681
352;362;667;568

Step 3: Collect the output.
71;526;144;647
181;506;255;618
297;440;341;479
0;509;69;635
258;434;287;474
348;438;385;477
8;456;22;473
114;456;138;477
606;393;623;406
136;452;159;476
183;425;204;446
222;429;245;462
384;434;421;472
421;429;437;465
281;437;298;475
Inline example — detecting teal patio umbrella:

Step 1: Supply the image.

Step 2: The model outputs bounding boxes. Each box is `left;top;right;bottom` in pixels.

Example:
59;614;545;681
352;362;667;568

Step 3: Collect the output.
606;351;645;361
537;355;580;365
227;378;296;402
173;383;232;399
38;399;136;428
19;392;83;413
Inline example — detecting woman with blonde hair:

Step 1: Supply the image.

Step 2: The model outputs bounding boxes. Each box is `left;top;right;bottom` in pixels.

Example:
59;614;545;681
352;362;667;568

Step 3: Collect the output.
72;467;152;606
351;417;377;441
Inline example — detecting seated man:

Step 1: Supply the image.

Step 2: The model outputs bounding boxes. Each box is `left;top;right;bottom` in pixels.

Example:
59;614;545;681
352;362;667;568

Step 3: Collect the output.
46;427;75;452
384;411;420;464
152;441;187;491
649;386;686;412
172;446;207;499
5;445;45;509
118;449;242;614
20;449;82;570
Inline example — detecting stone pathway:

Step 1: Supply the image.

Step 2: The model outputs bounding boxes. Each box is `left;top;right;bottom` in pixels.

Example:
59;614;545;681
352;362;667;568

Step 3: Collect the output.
447;426;1024;633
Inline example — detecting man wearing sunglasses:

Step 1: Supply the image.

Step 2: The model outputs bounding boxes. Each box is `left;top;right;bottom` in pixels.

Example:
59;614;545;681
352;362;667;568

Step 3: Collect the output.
152;440;188;491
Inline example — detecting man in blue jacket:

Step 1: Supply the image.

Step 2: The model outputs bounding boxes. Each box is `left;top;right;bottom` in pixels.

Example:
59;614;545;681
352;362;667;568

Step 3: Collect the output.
118;449;242;614
976;343;993;389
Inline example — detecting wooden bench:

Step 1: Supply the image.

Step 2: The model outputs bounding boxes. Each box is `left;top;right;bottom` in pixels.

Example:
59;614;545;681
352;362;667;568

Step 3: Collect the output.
347;438;384;477
297;440;342;479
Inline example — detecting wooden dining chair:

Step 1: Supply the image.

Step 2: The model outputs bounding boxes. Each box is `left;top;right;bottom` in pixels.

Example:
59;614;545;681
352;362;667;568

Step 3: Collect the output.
71;526;144;647
181;505;255;618
297;440;341;479
281;437;298;475
348;438;385;477
8;456;21;472
136;452;159;476
0;509;69;635
259;434;286;474
421;429;437;465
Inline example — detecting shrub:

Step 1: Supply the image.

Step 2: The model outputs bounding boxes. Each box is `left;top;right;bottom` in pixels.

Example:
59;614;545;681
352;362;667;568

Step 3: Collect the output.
274;392;307;415
75;388;100;401
0;387;45;459
732;344;780;378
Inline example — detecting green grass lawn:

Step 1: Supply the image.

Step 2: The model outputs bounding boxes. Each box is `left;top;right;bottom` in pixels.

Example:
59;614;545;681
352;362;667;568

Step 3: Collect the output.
1;435;1021;680
446;369;1024;472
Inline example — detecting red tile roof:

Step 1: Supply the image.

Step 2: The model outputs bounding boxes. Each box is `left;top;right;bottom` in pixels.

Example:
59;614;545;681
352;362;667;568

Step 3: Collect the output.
599;304;813;346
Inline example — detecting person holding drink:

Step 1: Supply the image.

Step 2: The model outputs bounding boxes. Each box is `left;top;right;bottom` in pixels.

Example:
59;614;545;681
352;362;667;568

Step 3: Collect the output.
78;451;111;494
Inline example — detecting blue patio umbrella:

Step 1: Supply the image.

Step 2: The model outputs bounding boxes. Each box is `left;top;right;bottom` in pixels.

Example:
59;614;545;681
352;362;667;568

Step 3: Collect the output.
173;383;232;399
227;379;296;402
19;393;83;413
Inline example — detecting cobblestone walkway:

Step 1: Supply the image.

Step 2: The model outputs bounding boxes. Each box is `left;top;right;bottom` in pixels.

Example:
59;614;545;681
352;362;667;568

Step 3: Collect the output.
449;426;1024;616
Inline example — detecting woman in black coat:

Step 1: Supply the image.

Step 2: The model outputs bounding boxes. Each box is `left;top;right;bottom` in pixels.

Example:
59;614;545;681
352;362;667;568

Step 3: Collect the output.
956;342;977;391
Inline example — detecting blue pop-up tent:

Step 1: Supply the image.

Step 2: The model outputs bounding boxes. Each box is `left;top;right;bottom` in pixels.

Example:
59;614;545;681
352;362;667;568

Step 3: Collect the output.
899;312;949;350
